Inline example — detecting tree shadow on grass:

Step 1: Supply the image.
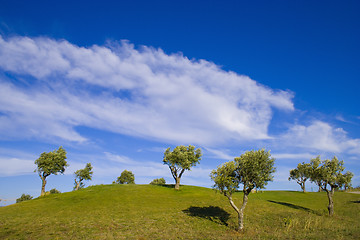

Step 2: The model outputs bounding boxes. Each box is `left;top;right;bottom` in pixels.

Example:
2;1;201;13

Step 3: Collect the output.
350;200;360;203
182;206;231;226
152;184;175;188
268;200;322;216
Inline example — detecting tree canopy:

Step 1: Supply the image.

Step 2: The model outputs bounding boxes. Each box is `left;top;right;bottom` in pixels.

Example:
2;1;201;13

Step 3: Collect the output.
211;149;275;231
34;146;68;196
116;170;135;184
74;163;93;190
163;145;202;190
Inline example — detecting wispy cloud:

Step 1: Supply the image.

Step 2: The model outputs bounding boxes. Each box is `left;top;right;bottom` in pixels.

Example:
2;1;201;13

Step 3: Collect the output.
0;157;35;176
272;153;316;160
0;35;294;146
281;120;360;154
204;147;234;160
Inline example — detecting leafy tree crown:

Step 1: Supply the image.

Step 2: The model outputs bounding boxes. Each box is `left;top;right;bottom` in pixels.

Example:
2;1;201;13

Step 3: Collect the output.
34;146;68;177
74;163;93;181
117;170;135;184
310;156;353;190
288;162;311;181
211;149;275;195
234;149;276;190
163;145;202;170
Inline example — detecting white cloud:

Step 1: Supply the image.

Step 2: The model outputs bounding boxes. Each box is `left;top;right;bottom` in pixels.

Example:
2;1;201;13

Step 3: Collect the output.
0;157;35;176
0;35;294;145
204;147;234;160
281;120;360;154
272;153;316;160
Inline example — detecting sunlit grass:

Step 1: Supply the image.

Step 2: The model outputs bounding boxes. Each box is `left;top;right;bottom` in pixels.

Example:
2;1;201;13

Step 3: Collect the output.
0;184;359;239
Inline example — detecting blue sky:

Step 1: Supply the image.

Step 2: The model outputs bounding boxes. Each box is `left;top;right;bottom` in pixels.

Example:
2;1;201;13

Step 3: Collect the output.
1;0;360;205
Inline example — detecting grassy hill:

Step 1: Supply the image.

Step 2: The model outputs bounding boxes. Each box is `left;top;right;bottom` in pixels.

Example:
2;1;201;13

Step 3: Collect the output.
0;184;359;239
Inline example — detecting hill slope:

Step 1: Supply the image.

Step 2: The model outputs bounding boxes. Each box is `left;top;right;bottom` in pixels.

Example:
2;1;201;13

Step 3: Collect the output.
0;184;359;239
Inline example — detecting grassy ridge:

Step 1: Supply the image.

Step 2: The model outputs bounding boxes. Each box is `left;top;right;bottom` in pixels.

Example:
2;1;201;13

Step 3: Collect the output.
0;184;359;239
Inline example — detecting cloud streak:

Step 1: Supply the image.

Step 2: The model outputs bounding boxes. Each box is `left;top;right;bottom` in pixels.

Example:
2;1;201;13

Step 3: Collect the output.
281;120;360;154
0;35;294;145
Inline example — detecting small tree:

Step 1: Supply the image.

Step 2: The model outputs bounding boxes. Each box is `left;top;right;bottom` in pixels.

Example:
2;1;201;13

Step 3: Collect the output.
74;163;93;190
163;145;202;190
150;177;166;185
288;162;311;192
116;170;135;184
211;149;275;231
34;146;68;196
16;194;33;203
309;156;353;216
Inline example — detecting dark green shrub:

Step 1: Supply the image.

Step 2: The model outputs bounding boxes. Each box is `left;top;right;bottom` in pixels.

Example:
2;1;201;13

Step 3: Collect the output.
49;188;61;194
16;194;33;203
150;178;166;185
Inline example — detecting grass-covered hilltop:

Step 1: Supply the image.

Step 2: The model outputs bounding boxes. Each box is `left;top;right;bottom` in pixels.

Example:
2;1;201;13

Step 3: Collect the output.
1;184;359;239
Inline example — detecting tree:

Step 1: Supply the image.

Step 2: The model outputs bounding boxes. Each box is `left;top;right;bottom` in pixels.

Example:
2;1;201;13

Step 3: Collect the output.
309;156;353;216
16;193;33;203
163;145;202;190
116;170;135;184
211;149;275;231
74;163;93;190
150;177;166;185
288;162;311;192
34;146;68;196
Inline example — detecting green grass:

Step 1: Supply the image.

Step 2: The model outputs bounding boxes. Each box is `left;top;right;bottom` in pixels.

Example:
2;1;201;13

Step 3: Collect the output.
0;185;359;239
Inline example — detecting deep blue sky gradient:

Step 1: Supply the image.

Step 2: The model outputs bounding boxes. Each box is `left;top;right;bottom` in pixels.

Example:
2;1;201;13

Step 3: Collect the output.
0;0;359;204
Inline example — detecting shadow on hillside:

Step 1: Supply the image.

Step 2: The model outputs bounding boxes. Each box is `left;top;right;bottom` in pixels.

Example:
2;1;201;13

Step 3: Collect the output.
268;200;321;216
158;184;177;189
182;206;230;226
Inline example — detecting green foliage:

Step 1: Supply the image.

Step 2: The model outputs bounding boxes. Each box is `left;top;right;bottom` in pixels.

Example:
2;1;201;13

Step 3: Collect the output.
234;149;276;192
150;177;166;185
163;145;202;189
49;188;61;194
288;162;311;192
116;170;135;184
34;146;68;177
311;156;352;192
211;149;276;195
340;171;354;190
210;161;238;196
74;163;93;190
16;193;33;203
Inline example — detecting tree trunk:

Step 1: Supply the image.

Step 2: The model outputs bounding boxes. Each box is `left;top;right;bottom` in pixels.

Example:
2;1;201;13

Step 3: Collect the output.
238;192;249;231
75;179;80;191
226;192;249;231
226;194;241;231
301;182;306;192
175;177;181;190
41;177;47;196
326;189;334;216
